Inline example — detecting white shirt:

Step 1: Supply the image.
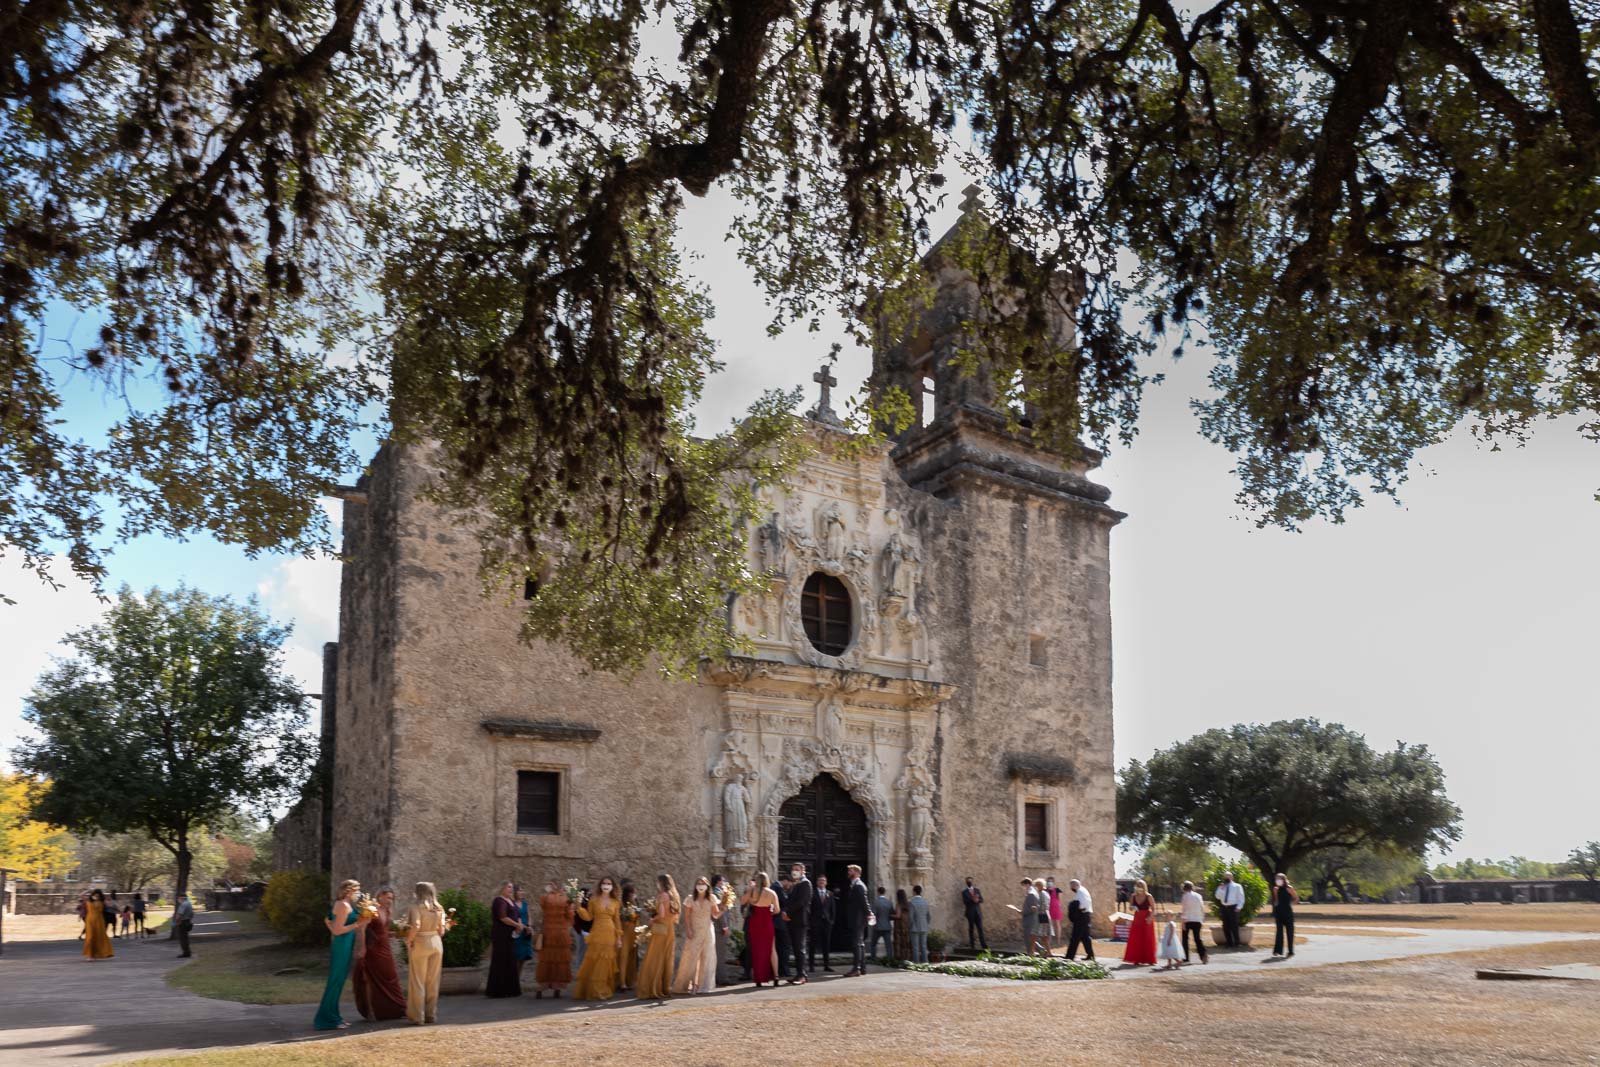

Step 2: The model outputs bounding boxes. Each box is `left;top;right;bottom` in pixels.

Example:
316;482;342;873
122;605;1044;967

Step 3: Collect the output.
1180;890;1205;922
1073;886;1093;912
1215;881;1245;908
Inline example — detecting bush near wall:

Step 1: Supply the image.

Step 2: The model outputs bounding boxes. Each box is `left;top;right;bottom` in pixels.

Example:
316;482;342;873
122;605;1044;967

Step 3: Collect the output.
260;870;331;946
1204;859;1270;925
438;888;491;968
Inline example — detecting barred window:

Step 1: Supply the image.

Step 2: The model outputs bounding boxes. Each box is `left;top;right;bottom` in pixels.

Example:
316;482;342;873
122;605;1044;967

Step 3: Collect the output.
801;572;852;656
516;771;560;835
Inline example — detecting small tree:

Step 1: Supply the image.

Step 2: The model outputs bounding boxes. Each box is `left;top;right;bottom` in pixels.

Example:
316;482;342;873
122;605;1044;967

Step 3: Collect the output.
0;773;76;881
1119;719;1461;878
1204;861;1270;926
1567;843;1600;883
14;586;315;899
1133;836;1220;900
261;870;332;946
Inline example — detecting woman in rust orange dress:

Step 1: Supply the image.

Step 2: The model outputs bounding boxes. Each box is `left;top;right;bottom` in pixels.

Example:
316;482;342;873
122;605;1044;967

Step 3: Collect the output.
534;880;574;998
353;887;407;1021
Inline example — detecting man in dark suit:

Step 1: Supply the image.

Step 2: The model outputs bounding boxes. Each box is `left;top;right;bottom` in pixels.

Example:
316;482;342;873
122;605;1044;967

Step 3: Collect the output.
961;877;988;950
783;863;814;984
843;864;870;976
810;875;836;972
773;874;794;979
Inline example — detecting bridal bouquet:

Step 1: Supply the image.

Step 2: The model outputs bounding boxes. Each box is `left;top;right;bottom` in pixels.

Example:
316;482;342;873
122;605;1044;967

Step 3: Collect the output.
563;878;583;904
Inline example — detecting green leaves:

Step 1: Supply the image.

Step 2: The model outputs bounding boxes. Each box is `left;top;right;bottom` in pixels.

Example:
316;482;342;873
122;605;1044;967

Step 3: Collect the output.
1118;719;1463;879
13;586;315;893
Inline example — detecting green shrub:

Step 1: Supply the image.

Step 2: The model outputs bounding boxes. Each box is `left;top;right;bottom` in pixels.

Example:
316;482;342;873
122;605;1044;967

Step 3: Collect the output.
259;870;330;946
1204;859;1270;925
728;929;747;959
926;929;949;955
438;888;491;968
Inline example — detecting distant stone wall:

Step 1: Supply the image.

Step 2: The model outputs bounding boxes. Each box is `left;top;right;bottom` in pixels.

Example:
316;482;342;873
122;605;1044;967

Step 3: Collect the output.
271;795;324;872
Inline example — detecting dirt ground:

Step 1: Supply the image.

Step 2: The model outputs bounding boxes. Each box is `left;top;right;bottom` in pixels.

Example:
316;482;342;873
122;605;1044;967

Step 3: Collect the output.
127;937;1600;1067
1289;901;1600;933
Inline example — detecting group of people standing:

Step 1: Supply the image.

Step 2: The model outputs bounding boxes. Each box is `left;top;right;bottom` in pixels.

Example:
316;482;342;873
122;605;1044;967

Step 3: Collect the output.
313;879;449;1031
76;888;194;960
1116;870;1300;969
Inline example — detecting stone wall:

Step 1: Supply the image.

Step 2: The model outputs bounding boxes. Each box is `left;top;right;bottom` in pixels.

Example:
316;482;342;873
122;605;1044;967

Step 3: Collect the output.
270;795;324;872
327;448;403;888
896;408;1120;942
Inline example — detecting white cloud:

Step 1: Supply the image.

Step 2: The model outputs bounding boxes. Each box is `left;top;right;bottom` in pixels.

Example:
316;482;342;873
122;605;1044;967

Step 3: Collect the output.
0;558;109;763
256;497;344;701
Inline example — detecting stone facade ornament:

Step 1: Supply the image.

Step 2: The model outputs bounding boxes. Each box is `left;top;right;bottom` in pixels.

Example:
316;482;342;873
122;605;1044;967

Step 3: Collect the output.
819;502;847;564
722;774;753;853
906;787;934;863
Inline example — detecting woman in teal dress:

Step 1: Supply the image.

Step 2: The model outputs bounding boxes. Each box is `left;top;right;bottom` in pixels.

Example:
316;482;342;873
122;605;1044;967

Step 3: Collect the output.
314;878;368;1030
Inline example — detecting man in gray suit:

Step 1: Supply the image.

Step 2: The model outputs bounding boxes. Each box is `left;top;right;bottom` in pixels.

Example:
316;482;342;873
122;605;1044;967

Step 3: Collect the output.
869;886;893;960
908;885;932;962
1019;878;1043;955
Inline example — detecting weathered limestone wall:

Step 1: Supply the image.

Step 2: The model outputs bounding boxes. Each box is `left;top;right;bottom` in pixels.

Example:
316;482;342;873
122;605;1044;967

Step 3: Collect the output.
900;424;1119;943
269;797;322;871
374;446;722;899
328;448;403;889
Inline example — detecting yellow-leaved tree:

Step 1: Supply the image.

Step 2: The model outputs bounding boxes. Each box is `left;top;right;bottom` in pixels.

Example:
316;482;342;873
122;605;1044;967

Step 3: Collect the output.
0;773;76;880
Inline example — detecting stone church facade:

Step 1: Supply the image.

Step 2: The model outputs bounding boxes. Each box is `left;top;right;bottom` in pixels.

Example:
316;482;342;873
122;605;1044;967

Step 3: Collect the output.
275;215;1124;942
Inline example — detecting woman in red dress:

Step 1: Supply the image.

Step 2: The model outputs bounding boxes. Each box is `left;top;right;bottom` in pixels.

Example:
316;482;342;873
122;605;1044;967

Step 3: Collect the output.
741;871;781;987
1123;878;1158;966
353;888;408;1020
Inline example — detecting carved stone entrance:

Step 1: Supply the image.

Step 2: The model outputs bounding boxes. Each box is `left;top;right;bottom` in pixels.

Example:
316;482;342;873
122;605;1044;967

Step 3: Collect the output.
779;773;868;952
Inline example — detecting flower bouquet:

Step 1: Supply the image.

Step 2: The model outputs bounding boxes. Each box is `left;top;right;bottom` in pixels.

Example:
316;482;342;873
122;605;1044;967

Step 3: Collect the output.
441;907;458;935
642;899;658;917
721;885;738;910
389;915;410;938
354;894;380;922
620;903;640;923
635;924;653;944
563;878;583;904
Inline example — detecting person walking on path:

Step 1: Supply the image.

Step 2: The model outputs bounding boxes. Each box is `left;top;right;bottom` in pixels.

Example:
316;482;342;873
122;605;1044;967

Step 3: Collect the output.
131;893;147;938
1157;914;1183;970
1271;874;1298;957
313;879;367;1030
82;889;114;960
843;865;871;977
809;876;835;972
1123;879;1158;966
1215;873;1245;948
1045;877;1065;942
534;881;575;998
173;893;195;959
403;882;446;1025
1179;880;1208;964
908;886;931;963
1064;879;1095;961
961;877;987;950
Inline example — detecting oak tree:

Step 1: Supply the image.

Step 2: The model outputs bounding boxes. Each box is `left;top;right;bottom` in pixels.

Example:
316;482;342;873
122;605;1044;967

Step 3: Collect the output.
6;2;1598;668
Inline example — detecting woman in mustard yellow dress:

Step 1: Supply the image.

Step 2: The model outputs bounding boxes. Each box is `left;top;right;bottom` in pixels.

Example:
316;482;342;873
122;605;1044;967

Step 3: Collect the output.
572;875;622;1000
634;873;680;1000
83;889;114;960
617;882;641;991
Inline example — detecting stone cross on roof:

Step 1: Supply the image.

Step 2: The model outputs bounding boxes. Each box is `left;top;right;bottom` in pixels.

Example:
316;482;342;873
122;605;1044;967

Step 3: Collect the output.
807;362;846;428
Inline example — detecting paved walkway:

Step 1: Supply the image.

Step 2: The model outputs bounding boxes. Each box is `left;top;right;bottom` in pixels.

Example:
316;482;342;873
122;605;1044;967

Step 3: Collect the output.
0;916;1593;1065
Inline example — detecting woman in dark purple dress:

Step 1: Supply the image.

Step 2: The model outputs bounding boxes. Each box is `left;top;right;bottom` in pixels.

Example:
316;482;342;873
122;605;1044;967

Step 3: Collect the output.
485;881;524;997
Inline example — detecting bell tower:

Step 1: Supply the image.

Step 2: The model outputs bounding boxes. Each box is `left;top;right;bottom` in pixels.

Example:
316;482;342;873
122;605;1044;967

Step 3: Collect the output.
872;189;1125;936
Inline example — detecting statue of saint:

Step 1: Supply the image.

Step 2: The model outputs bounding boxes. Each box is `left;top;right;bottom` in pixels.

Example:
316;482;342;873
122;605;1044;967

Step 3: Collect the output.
820;502;847;562
757;512;784;574
907;788;933;854
881;532;905;597
723;774;752;852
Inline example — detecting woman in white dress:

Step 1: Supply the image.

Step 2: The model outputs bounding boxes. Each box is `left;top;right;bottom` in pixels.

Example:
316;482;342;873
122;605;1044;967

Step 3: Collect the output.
671;876;724;994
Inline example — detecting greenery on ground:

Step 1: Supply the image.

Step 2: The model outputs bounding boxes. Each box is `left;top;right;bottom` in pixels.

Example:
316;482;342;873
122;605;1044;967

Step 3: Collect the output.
1118;719;1461;878
260;870;333;947
167;937;335;1006
8;2;1600;674
882;953;1109;981
13;587;316;897
438;888;491;968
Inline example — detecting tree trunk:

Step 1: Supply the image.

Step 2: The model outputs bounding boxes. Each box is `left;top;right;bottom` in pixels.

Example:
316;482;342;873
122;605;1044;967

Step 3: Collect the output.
168;828;193;941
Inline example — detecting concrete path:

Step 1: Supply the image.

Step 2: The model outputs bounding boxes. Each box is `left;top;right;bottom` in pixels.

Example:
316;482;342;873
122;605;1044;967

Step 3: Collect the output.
1;916;1594;1065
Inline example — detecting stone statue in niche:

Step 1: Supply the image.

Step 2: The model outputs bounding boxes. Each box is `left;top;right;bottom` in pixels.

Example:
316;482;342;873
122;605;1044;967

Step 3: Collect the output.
723;773;753;852
907;787;934;857
819;502;847;563
820;694;847;749
757;512;785;574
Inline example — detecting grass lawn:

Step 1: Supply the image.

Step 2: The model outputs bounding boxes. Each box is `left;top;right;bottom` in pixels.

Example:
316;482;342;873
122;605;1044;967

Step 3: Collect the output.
167;911;336;1005
125;937;1600;1067
1290;901;1600;933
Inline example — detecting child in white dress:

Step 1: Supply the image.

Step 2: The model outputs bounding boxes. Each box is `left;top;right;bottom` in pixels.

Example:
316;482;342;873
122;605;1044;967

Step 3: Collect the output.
1157;916;1183;970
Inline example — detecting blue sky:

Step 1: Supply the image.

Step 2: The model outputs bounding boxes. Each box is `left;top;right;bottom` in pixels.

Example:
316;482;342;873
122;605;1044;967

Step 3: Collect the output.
4;187;1597;873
